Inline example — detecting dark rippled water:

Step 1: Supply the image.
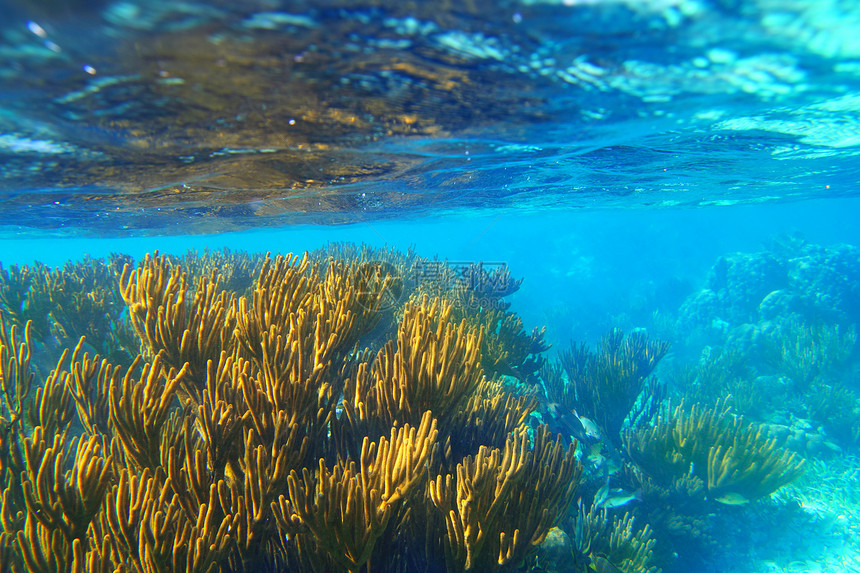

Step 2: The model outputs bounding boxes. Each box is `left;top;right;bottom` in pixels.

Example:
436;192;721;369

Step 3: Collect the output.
2;2;860;573
1;0;859;235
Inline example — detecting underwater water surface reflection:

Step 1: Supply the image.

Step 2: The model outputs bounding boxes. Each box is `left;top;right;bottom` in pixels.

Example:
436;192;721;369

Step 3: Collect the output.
1;0;860;235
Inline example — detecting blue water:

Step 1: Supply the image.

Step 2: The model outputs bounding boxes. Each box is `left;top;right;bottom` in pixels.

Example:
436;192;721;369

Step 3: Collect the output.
2;1;860;572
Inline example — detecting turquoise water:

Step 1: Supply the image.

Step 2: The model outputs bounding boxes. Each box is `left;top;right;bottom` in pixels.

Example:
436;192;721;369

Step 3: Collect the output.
2;1;860;572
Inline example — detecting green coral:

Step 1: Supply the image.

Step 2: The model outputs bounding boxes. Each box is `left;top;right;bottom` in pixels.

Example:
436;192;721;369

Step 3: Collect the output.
807;383;860;447
765;318;856;390
560;330;669;448
625;400;805;505
570;503;660;573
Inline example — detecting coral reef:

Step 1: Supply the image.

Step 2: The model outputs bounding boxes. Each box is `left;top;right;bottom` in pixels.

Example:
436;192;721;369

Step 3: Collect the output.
676;241;860;352
306;244;546;384
666;347;765;418
403;255;546;384
175;248;265;298
558;330;669;449
0;257;135;368
6;239;847;573
624;400;805;505
673;241;860;458
459;305;549;383
569;503;660;573
0;248;579;573
806;384;860;448
429;425;581;572
612;399;806;570
763;317;856;391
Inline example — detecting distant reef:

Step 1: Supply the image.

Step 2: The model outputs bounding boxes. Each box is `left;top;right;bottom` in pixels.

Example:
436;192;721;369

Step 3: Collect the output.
677;239;860;354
